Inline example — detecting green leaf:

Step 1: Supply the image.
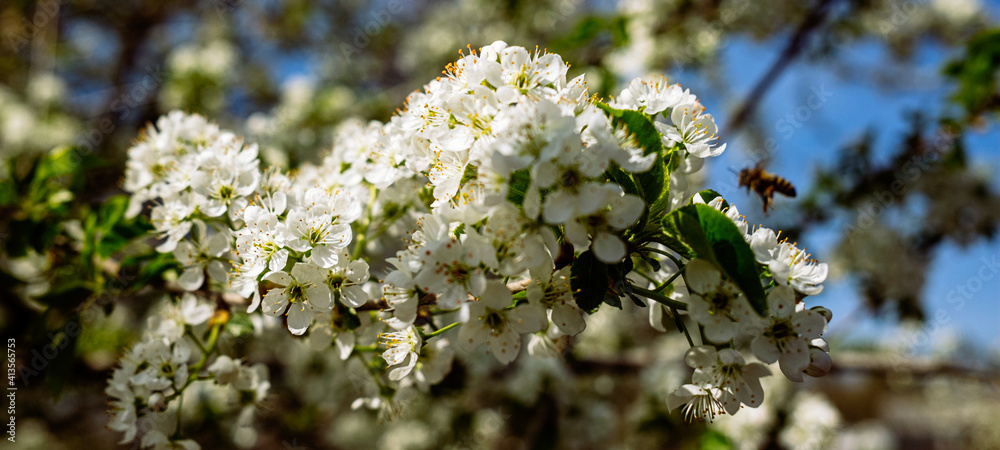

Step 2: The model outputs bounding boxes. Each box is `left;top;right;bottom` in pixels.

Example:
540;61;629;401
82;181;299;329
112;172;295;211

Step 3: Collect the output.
661;206;709;258
99;195;130;234
596;104;681;232
96;219;150;258
605;166;641;197
634;152;669;222
636;153;664;202
944;29;1000;118
570;251;610;313
459;163;478;185
27;147;86;207
699;430;735;450
225;313;256;338
505;168;531;206
130;252;181;288
596;103;663;156
603;292;623;309
33;146;79;181
661;204;767;315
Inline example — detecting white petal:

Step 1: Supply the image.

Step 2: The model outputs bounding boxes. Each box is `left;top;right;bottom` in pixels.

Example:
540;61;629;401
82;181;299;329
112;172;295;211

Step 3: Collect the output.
174;241;197;265
207;260;228;282
207;231;231;256
488;326;521;365
459;322;489;351
341;285;368;308
778;339;810;381
805;347;832;377
261;289;288;316
346;260;369;283
703;318;737;344
684;259;721;293
268;249;288;273
481;281;512;310
767;285;796;318
291;262;327;284
327;223;353;248
751;335;780;364
469;271;486;297
382;346;409;365
523;185;541;220
792;310;827;339
286;303;312;335
263;270;292;287
306;284;333;311
719;390;741;415
742;362;772;380
666;384;702;411
716;348;745;365
648;303;667;332
592;232;626;263
246;289;261;313
542;189;575;224
575;182;607;216
335;332;356;360
178;267;205;291
388;352;418;381
750;228;778;264
551;303;586;335
738;375;766;408
687;298;713;324
563;220;591;251
608;194;644;229
684;346;718;370
310;245;339;268
508;304;546;334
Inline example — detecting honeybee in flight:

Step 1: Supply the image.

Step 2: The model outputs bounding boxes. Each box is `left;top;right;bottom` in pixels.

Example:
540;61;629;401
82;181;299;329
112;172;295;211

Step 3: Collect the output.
738;162;797;214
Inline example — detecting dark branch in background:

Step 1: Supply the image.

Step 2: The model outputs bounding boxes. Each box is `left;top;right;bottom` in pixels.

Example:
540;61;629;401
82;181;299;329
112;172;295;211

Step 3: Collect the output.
724;0;840;136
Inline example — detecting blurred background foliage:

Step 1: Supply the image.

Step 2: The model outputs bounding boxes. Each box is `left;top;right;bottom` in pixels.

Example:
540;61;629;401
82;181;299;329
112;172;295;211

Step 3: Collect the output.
0;0;998;449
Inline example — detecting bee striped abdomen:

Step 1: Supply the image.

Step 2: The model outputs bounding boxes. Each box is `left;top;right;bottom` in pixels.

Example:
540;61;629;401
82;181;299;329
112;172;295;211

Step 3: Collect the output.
737;164;796;214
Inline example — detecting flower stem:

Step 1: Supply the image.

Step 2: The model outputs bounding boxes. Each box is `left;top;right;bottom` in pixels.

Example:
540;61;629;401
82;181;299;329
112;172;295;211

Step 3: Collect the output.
184;320;223;389
353;344;379;353
629;285;687;310
672;307;695;348
171;392;184;439
642;247;684;268
351;184;378;260
351;230;367;262
184;327;207;354
423;321;459;338
653;264;686;292
166;319;225;406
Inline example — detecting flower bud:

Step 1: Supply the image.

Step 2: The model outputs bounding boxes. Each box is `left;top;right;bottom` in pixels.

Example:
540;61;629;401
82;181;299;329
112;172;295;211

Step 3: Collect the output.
810;306;833;324
148;392;167;412
804;347;832;377
810;338;829;353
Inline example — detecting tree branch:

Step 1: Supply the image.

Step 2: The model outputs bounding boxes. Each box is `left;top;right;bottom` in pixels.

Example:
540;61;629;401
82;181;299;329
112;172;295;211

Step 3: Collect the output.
725;0;840;136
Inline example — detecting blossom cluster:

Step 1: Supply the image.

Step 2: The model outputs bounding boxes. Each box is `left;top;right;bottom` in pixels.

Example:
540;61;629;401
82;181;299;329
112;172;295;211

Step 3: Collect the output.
106;295;270;449
112;41;833;446
660;194;832;421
